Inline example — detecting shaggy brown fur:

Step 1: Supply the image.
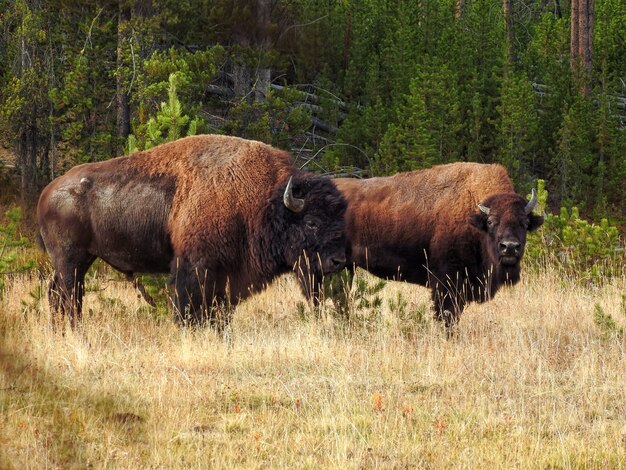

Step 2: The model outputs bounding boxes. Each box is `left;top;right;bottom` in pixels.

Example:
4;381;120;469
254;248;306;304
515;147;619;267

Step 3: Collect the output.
322;162;543;329
37;134;348;328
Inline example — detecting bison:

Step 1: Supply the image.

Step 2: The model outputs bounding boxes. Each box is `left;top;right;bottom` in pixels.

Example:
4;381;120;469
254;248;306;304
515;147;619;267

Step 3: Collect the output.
316;162;543;331
37;134;348;328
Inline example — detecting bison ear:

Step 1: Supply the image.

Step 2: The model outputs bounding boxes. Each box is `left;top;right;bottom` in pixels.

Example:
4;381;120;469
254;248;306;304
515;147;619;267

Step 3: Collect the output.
469;213;487;231
527;214;544;232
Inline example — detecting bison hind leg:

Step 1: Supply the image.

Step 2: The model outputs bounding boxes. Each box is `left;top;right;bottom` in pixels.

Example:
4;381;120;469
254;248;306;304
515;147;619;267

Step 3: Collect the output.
48;260;93;331
48;273;67;333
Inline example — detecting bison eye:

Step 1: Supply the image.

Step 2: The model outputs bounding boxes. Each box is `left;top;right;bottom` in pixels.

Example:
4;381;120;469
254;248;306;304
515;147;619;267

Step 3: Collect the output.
305;219;319;231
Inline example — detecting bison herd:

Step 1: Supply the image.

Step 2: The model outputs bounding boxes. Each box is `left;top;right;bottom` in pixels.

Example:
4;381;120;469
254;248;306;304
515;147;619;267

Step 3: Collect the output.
37;134;543;334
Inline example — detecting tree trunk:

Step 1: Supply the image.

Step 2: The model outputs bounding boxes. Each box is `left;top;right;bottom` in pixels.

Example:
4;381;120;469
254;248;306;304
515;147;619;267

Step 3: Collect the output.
18;34;37;198
342;12;352;75
504;0;516;66
18;125;38;199
116;4;131;146
254;0;272;102
455;0;465;19
570;0;579;71
571;0;594;94
579;0;593;94
233;63;251;99
231;0;273;102
254;68;271;102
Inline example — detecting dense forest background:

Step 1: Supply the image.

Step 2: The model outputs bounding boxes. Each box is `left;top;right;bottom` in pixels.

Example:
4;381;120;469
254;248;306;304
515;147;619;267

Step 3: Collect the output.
0;0;624;226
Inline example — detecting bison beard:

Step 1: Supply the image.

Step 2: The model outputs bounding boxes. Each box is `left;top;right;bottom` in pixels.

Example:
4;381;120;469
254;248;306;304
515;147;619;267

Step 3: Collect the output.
309;163;543;334
37;135;348;330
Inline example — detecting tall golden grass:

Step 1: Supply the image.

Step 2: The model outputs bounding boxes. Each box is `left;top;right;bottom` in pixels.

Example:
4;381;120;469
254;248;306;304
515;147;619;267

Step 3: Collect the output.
1;264;625;469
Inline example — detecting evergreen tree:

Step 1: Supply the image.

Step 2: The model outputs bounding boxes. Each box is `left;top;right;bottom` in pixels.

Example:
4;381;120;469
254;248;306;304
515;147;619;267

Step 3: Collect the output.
0;0;53;196
496;73;540;184
556;94;596;209
377;60;462;173
127;73;202;152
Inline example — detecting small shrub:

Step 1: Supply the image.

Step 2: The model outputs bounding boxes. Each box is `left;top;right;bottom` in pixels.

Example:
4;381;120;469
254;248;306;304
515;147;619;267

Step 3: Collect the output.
388;291;427;337
127;73;203;153
527;180;625;283
0;207;37;295
593;303;624;339
320;269;386;330
20;282;45;316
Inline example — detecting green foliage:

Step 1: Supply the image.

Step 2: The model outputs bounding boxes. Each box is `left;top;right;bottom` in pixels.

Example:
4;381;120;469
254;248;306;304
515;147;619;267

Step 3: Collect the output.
527;180;625;282
595;0;626;90
127;46;224;152
0;0;53;186
496;72;540;182
49;54;115;163
320;269;386;329
222;86;312;149
1;0;626;237
555;95;597;207
134;47;223;123
593;303;624;339
20;282;45;317
388;291;427;338
519;13;570;178
376;60;462;173
128;73;202;153
0;207;36;294
326;100;390;173
135;274;171;320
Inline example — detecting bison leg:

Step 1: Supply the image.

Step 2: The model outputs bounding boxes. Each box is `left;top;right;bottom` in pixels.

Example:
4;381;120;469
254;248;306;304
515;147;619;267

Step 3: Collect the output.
48;257;94;330
429;270;468;336
168;263;232;331
431;287;464;337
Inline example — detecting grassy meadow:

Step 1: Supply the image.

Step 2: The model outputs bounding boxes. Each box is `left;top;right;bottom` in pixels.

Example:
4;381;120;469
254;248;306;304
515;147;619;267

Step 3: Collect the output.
1;263;625;469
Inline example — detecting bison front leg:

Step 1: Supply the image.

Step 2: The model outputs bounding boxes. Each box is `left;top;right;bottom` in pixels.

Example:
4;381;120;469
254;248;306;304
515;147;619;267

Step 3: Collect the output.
428;271;467;336
168;263;232;331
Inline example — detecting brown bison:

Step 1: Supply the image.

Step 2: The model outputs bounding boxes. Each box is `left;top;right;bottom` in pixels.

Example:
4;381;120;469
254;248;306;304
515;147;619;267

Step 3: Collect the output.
37;134;348;328
317;162;543;330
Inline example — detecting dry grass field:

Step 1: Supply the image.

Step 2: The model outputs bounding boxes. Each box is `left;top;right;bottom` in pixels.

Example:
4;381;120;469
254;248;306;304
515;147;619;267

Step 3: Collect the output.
1;264;625;469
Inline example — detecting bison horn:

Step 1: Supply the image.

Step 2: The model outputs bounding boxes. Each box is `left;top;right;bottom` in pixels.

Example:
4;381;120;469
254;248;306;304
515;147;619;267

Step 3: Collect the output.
478;204;490;215
283;176;305;213
525;188;537;214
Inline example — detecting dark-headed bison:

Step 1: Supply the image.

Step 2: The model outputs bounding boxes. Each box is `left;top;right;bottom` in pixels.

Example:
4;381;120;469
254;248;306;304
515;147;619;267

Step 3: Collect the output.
37;134;348;328
318;162;543;331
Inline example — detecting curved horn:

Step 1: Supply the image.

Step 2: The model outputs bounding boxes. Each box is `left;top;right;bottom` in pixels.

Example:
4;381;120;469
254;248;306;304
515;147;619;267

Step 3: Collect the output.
525;188;537;214
283;176;305;213
478;204;490;215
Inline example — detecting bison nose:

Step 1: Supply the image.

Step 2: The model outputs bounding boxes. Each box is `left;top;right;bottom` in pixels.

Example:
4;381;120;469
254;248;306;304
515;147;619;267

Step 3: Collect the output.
499;241;521;255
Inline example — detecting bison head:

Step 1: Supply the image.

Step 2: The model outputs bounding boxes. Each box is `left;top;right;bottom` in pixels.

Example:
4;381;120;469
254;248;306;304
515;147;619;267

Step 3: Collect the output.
267;174;348;297
470;189;543;267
